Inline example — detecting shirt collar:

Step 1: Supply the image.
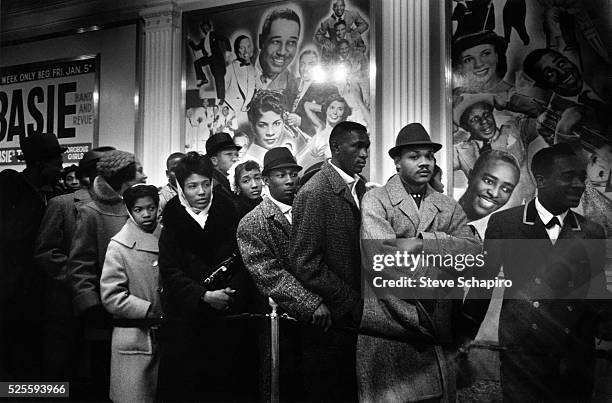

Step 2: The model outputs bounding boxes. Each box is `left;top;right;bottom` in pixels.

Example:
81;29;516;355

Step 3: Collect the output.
268;195;292;215
535;197;568;227
329;160;359;186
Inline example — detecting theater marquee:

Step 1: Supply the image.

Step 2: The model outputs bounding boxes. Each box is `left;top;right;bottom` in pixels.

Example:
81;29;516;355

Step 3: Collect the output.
0;55;99;166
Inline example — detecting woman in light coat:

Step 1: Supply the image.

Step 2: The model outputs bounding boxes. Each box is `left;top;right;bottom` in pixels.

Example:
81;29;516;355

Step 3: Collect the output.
100;184;163;403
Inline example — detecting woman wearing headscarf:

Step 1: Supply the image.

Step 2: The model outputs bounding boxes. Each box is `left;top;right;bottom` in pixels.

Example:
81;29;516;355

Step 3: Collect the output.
157;152;257;402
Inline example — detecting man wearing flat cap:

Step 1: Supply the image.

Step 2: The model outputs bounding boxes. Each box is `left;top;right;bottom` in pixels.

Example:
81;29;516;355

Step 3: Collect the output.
290;120;370;401
206;132;240;200
0;133;66;379
358;123;481;402
238;147;331;400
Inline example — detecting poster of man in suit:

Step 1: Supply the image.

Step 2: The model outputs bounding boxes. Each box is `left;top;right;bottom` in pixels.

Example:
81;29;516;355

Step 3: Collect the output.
183;0;371;171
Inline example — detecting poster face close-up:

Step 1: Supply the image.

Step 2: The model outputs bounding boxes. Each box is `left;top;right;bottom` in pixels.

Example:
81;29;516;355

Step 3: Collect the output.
0;56;99;166
449;0;612;235
183;0;371;171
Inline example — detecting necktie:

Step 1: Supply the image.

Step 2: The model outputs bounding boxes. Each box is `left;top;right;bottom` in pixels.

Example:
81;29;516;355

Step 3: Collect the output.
545;216;561;229
480;140;492;154
356;180;366;203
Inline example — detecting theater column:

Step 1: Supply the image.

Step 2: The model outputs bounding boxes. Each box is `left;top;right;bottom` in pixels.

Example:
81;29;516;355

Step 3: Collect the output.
139;3;182;187
374;0;446;184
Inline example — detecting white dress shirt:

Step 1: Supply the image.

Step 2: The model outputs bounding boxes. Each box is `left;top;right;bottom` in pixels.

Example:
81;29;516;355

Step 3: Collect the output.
329;160;361;208
268;195;292;224
535;197;568;245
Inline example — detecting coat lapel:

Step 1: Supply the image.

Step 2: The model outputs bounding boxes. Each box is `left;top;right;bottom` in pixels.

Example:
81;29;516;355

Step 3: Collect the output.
387;175;420;229
323;162;359;211
417;187;441;233
261;197;291;237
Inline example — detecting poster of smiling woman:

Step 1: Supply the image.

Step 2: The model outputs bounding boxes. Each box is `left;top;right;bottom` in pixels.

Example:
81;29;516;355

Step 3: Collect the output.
183;0;371;169
450;0;612;233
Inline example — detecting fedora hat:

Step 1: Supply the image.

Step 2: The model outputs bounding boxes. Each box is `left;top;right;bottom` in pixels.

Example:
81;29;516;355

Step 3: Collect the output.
262;147;302;175
388;123;442;158
17;134;67;161
206;132;241;156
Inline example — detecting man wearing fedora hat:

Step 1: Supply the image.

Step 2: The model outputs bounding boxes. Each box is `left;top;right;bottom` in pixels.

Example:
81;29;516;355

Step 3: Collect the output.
238;147;331;400
0;133;66;379
358;123;480;402
290;120;370;401
206;132;240;200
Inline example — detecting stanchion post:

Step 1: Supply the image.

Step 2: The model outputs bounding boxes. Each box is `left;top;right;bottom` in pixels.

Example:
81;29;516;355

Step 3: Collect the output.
268;298;280;403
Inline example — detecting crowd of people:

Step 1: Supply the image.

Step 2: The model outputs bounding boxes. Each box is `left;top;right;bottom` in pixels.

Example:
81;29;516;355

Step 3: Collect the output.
1;115;612;402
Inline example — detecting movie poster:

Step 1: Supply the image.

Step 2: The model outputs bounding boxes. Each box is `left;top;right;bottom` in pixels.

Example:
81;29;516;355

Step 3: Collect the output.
0;55;99;166
183;0;371;171
450;0;612;240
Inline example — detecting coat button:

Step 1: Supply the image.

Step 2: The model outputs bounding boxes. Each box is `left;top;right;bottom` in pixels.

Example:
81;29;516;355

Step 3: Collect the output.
564;328;570;334
531;324;538;330
567;305;573;312
534;277;542;285
152;260;159;267
533;301;540;308
157;287;164;294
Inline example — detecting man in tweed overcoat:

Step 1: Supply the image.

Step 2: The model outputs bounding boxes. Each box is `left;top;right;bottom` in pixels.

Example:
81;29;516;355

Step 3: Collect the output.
238;147;331;400
358;123;481;402
290;121;370;401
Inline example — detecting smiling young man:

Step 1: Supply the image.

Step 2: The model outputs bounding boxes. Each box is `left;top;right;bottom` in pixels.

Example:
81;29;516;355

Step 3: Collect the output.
256;8;301;92
453;95;537;207
358;123;481;402
463;143;611;402
459;150;520;237
290;120;369;401
523;48;611;144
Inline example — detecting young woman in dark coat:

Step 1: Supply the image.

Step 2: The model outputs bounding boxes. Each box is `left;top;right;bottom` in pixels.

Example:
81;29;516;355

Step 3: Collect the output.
157;152;257;401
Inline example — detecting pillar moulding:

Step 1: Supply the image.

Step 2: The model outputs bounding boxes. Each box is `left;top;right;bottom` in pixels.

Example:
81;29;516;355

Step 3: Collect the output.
138;2;183;187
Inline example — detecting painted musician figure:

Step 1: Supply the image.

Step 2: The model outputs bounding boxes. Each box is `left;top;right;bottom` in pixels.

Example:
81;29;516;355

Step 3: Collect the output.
522;48;612;148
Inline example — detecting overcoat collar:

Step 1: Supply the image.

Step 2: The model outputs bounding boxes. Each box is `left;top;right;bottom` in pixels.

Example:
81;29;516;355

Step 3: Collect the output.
321;161;365;210
260;197;291;236
112;219;160;253
386;174;443;232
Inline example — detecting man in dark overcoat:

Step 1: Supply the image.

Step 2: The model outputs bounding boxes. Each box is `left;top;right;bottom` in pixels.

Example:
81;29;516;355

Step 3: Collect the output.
290;120;370;401
0;133;65;380
463;143;612;402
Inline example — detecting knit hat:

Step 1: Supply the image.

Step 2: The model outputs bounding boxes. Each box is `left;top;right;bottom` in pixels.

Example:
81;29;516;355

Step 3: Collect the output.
96;150;135;179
